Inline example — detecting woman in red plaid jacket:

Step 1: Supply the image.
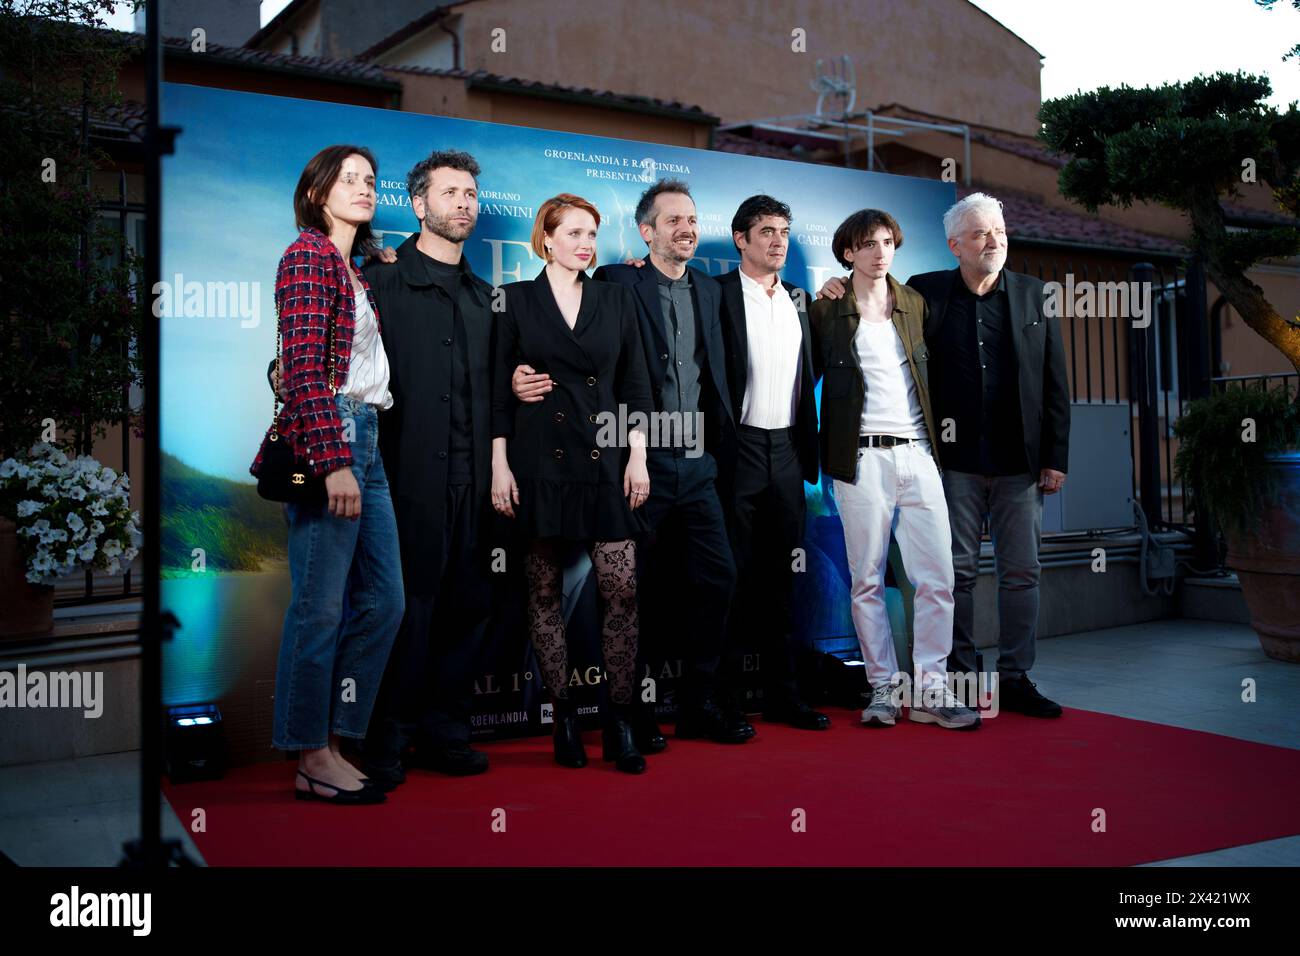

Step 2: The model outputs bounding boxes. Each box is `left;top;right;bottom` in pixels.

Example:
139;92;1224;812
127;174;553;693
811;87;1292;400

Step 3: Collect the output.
251;144;404;804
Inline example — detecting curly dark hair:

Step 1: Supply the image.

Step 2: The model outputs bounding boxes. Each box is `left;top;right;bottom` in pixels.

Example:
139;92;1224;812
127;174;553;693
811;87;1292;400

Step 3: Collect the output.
406;149;481;201
731;194;792;252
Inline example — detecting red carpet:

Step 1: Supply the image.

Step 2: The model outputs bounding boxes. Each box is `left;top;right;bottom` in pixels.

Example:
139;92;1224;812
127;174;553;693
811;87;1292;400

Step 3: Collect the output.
162;707;1300;866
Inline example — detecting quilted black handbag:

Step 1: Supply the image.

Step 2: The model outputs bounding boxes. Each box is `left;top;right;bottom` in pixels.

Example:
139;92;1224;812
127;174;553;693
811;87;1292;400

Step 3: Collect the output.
255;305;332;506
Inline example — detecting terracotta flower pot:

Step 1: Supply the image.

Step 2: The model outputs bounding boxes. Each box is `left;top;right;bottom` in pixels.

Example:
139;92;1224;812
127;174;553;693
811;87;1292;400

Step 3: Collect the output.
0;517;54;639
1225;453;1300;663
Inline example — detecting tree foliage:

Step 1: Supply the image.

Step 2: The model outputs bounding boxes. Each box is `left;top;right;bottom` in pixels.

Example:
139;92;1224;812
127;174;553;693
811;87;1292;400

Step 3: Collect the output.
1039;71;1300;370
0;1;144;457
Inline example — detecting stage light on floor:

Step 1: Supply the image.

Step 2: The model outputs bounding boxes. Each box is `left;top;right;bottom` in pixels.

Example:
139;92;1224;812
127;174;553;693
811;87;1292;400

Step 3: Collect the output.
165;704;227;783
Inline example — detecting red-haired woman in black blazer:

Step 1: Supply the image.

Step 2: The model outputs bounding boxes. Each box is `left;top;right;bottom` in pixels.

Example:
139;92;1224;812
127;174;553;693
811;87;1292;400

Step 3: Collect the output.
491;194;653;774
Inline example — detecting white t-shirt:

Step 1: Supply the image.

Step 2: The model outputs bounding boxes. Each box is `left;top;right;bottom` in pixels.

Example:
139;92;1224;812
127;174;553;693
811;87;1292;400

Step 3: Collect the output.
854;317;925;439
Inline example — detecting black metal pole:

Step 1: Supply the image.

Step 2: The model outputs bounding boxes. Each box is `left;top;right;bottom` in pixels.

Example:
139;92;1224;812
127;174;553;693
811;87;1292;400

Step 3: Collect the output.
1181;258;1218;566
1129;262;1162;528
138;0;164;867
122;2;185;869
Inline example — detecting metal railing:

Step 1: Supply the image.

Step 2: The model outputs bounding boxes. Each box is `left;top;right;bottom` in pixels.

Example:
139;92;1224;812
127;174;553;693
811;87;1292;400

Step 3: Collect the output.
1016;257;1206;533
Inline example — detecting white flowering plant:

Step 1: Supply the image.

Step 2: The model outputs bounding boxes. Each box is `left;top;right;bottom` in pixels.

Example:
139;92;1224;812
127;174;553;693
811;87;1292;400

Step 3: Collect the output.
0;443;142;584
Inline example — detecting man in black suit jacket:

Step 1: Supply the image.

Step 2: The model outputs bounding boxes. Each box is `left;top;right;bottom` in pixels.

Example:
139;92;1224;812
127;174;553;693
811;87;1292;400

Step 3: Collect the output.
715;195;827;730
518;178;748;745
817;192;1069;718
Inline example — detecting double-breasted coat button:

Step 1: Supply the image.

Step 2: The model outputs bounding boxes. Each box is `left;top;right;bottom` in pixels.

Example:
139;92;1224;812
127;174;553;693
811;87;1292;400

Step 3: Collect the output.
441;393;449;401
588;413;599;424
590;449;601;460
553;448;565;460
442;338;452;346
554;411;565;423
586;376;597;386
660;353;668;360
438;451;447;459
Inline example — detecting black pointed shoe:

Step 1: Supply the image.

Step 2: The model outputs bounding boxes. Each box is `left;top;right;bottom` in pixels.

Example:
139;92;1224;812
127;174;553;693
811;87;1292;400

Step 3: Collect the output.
552;697;588;768
998;676;1063;718
602;706;647;774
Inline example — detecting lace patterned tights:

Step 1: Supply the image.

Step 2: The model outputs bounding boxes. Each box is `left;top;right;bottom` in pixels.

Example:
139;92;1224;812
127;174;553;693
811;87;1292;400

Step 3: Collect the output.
523;538;639;705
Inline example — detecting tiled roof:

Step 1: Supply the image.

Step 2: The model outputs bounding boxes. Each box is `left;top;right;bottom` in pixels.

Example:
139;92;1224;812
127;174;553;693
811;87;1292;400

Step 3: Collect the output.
97;99;148;144
158;34;399;88
382;65;718;123
1221;200;1299;228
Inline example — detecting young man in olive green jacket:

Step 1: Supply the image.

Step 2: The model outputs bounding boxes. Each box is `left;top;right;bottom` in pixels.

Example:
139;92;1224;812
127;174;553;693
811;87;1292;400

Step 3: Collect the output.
809;209;978;731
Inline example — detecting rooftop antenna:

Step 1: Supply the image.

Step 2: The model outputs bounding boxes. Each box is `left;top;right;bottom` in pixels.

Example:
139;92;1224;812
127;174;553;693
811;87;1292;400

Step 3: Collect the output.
812;55;856;119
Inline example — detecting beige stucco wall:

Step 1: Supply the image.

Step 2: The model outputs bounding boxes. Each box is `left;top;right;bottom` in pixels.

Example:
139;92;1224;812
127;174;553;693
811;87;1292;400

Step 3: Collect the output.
450;0;1043;136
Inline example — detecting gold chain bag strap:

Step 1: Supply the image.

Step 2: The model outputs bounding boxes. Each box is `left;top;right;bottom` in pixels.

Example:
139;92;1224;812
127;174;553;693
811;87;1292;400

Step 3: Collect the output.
255;298;336;505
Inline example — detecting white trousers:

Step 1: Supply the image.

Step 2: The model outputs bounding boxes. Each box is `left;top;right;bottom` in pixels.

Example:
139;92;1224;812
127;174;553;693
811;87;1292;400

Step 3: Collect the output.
832;441;955;691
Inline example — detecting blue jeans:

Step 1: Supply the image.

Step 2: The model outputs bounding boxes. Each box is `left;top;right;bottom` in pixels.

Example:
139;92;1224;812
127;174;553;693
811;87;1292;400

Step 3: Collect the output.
273;393;405;751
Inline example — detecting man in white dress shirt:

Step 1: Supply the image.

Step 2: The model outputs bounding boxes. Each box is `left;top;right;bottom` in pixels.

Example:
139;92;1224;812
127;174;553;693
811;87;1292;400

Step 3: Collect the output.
715;195;829;730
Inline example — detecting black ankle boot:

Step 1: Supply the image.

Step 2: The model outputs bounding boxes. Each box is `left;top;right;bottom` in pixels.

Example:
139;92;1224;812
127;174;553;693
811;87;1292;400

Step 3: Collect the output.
602;704;647;774
552;696;587;768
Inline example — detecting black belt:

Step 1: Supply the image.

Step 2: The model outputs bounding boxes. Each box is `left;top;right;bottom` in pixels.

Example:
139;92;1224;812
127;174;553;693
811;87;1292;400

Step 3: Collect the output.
859;434;916;448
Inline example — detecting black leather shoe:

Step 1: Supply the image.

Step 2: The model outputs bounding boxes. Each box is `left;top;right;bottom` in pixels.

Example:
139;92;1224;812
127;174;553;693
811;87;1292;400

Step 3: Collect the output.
675;698;752;744
602;707;647;774
726;707;756;739
631;709;667;754
552;698;588;768
763;701;831;730
418;742;489;776
359;760;406;791
998;676;1063;718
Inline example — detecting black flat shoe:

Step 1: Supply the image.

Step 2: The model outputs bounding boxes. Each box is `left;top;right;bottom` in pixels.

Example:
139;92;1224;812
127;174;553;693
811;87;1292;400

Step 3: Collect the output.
295;770;386;804
552;698;588;768
602;710;647;774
